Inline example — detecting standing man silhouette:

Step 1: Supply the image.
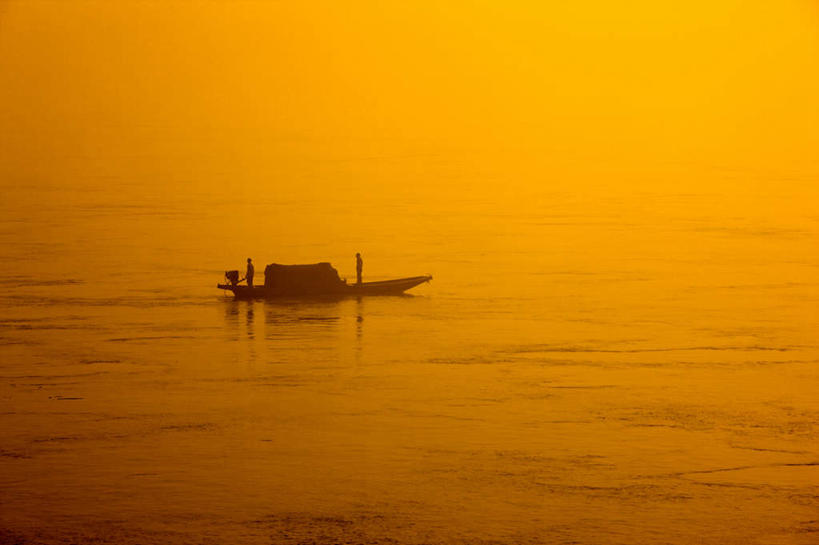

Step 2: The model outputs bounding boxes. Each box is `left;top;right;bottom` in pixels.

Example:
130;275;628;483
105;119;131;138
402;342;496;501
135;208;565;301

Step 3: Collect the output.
246;258;255;287
356;253;363;285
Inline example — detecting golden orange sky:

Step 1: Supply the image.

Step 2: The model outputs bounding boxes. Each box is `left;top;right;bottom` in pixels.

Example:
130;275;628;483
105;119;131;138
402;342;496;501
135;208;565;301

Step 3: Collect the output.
1;0;818;185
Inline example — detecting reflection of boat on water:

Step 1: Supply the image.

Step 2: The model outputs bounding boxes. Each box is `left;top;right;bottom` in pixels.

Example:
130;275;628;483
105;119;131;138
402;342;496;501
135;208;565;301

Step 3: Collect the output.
217;262;431;299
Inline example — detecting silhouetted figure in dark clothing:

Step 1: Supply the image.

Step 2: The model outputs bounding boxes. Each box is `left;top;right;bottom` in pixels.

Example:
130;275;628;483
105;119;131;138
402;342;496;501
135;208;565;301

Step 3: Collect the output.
356;253;363;285
246;258;255;287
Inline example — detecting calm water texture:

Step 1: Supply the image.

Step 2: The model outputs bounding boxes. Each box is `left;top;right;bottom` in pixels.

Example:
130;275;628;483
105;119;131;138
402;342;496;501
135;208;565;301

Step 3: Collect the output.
1;151;818;544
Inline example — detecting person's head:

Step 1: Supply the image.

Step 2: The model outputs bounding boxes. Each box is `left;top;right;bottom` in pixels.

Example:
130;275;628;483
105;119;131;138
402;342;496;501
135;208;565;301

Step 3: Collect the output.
356;253;360;258
247;258;252;263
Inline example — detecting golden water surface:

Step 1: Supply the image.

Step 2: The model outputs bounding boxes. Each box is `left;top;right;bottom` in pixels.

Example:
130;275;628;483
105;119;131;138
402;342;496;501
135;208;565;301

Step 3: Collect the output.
1;2;818;543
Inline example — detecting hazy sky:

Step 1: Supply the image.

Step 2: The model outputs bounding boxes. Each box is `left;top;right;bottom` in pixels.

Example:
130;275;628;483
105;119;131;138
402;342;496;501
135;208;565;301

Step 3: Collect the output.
1;0;818;186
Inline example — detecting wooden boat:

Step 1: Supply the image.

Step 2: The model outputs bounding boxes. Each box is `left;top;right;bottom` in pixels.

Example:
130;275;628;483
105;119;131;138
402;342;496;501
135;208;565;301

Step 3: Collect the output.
218;275;432;299
217;262;431;299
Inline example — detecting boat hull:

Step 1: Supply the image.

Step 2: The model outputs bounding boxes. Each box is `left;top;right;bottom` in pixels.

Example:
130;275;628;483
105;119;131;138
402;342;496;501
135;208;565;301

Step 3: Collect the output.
218;275;431;299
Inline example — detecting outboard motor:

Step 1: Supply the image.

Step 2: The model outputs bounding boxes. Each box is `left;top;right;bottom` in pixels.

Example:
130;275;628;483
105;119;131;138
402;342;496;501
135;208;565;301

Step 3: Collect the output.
224;270;240;286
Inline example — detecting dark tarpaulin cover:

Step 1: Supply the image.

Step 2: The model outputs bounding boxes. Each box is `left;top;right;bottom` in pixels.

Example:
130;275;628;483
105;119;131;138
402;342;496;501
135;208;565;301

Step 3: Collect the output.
263;262;345;291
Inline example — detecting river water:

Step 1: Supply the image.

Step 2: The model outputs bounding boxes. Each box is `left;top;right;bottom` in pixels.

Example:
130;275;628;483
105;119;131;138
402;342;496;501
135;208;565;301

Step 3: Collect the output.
1;147;818;544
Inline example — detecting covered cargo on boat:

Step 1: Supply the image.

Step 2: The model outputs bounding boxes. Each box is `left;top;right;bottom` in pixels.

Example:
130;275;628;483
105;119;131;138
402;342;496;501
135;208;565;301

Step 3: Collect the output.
263;262;345;293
